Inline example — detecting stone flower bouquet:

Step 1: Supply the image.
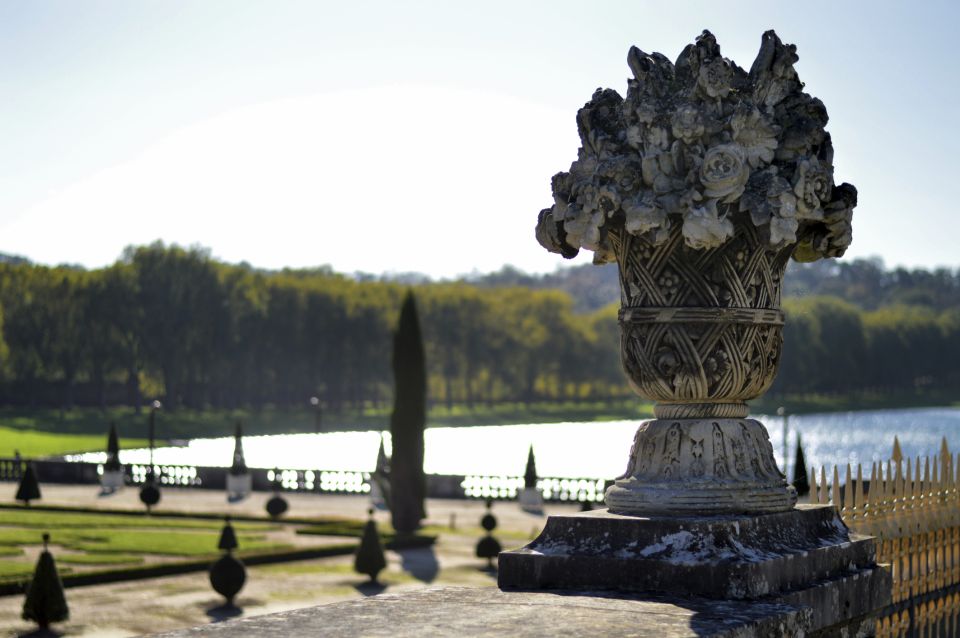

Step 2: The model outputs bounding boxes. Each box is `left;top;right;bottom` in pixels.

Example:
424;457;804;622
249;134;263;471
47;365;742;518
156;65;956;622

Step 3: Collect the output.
536;30;856;264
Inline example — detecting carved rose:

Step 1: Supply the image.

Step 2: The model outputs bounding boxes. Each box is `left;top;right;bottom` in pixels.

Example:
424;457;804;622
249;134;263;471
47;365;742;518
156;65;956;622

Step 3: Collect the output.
792;157;833;219
731;107;780;168
700;144;749;202
697;58;733;99
623;193;667;236
681;199;734;249
596;185;621;216
671;105;705;144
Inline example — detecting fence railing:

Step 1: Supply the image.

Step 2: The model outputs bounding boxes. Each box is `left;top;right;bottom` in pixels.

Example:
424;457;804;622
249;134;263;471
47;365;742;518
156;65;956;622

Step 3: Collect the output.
0;458;608;503
810;445;960;637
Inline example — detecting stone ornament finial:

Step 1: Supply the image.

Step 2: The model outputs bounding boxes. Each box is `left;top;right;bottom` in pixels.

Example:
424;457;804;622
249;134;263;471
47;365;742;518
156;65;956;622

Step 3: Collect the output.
536;29;856;265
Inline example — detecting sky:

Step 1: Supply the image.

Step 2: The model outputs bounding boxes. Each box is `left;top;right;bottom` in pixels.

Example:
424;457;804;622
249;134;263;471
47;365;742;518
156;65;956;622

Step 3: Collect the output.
1;0;958;279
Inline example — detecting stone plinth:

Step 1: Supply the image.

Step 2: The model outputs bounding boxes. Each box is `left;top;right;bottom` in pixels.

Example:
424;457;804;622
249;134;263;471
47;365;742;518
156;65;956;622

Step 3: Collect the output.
498;505;891;635
149;586;812;638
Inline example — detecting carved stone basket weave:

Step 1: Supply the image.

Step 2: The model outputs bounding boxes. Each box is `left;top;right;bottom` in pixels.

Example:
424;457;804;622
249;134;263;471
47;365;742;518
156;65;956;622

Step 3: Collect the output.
614;224;791;420
604;224;797;514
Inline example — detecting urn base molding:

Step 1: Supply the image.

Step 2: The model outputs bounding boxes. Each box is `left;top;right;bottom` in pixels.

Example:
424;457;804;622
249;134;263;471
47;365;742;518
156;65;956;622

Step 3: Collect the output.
604;418;796;516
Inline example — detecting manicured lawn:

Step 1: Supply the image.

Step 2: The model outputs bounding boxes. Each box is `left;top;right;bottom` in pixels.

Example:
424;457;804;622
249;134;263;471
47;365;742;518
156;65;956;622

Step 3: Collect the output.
0;560;44;579
0;424;149;459
66;529;287;556
0;507;363;586
56;553;144;566
0;509;275;532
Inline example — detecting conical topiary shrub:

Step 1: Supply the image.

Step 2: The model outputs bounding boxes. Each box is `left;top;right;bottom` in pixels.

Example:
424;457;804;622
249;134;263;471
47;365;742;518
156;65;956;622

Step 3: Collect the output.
104;422;121;471
370;435;391;511
22;533;68;630
518;445;544;515
524;445;537;489
210;517;246;606
265;468;289;519
226;421;252;501
354;508;387;584
792;433;810;498
101;422;124;492
475;499;502;569
16;462;41;506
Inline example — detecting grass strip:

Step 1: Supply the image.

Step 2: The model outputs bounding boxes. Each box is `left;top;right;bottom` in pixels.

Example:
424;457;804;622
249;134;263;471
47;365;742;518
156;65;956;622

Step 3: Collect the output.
0;502;357;528
0;509;275;531
0;532;433;597
0;542;360;596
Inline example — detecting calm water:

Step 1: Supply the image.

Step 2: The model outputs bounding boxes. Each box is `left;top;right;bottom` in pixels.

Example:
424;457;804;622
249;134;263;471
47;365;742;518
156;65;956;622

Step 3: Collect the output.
68;407;960;479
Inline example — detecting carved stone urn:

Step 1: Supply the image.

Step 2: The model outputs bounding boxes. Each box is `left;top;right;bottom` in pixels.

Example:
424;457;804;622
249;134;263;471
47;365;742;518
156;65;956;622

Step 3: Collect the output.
535;30;857;515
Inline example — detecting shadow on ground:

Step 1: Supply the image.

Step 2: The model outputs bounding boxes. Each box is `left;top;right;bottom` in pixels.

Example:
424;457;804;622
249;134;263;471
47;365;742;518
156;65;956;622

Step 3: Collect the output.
205;602;244;622
354;581;388;597
396;547;439;583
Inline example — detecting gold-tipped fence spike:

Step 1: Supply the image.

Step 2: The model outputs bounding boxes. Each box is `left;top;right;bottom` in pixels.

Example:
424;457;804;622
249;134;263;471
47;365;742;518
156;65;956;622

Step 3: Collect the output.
844;464;854;515
914;456;922;501
833;465;841;511
893;435;903;464
856;463;864;516
820;466;828;506
810;465;818;506
900;457;909;502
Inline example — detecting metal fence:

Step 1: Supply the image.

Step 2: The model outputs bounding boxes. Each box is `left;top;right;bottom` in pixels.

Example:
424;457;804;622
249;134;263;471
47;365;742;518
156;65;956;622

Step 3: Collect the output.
811;443;960;637
0;457;608;503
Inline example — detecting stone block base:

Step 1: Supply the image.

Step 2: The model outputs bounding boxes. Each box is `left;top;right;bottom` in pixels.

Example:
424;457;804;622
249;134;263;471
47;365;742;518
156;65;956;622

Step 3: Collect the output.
498;505;891;635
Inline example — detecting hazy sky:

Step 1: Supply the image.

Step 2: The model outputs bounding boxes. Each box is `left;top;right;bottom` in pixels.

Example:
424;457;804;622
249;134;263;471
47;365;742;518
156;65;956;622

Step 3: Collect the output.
1;0;957;278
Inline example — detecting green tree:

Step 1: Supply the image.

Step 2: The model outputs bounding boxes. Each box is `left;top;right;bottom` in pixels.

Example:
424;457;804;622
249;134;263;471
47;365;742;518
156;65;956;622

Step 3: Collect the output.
389;291;427;534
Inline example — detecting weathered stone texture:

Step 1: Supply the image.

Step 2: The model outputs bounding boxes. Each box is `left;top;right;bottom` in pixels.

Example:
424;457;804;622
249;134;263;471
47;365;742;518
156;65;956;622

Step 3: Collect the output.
149;586;811;638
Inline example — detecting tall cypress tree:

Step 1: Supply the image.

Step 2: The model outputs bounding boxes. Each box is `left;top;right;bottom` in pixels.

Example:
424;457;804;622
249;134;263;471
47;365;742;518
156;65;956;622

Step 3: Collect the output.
389;291;427;534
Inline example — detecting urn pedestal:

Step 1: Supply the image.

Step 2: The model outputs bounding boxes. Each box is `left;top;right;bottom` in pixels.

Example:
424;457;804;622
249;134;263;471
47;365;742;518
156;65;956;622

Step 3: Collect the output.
603;225;797;515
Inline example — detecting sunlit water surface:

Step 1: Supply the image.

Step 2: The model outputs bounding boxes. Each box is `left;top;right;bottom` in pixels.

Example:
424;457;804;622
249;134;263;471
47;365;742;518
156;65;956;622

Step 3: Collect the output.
68;407;960;479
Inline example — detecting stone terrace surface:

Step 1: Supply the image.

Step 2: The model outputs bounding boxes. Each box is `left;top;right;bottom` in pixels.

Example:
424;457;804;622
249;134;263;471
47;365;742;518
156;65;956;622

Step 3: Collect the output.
149;586;812;638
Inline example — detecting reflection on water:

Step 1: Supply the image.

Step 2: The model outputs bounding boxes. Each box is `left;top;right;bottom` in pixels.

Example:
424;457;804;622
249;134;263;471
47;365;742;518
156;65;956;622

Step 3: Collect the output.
68;407;960;480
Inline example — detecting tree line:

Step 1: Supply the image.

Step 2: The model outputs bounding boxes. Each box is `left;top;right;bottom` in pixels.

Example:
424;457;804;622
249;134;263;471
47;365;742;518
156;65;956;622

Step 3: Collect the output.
0;243;622;411
0;244;958;413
